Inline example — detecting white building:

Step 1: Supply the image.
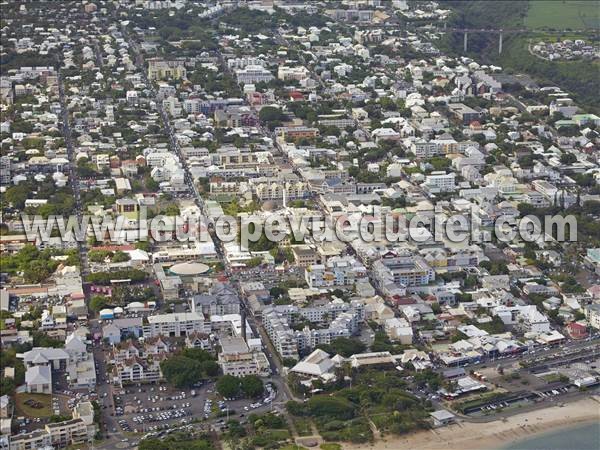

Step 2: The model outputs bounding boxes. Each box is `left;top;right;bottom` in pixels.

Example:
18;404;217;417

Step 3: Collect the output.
217;336;270;377
384;318;413;344
143;312;207;337
278;66;310;81
422;171;456;193
235;65;274;84
305;256;367;288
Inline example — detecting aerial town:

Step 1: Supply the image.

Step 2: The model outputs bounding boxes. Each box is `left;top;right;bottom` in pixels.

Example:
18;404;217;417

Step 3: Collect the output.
0;1;599;450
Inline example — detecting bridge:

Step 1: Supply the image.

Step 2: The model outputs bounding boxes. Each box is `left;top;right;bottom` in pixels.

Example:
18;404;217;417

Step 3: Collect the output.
426;25;583;54
427;27;528;54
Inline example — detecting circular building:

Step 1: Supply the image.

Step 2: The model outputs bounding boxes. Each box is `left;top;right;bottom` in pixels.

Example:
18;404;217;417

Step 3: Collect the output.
168;262;210;278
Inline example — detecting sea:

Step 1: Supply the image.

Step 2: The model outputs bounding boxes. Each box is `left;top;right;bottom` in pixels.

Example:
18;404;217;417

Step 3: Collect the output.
501;421;600;450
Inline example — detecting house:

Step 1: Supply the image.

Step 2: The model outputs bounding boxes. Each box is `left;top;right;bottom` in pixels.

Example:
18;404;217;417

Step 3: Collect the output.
584;304;600;330
448;103;483;125
0;395;10;418
430;410;456;427
25;365;52;394
185;331;212;350
190;283;240;316
291;245;320;268
290;349;337;382
101;324;119;345
566;322;588;340
384;318;413;344
349;351;397;369
217;336;270;377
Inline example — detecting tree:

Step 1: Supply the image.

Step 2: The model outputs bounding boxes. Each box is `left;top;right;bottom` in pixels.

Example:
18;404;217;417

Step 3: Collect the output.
246;257;263;268
160;348;218;388
318;337;365;358
240;375;264;398
160;355;206;388
111;251;131;263
2;183;31;209
135;241;151;252
89;296;109;313
201;360;220;377
85;269;147;285
259;106;284;129
226;419;246;439
216;375;241;398
144;176;159;191
560;152;577;164
162;204;180;216
305;396;356;420
270;286;287;299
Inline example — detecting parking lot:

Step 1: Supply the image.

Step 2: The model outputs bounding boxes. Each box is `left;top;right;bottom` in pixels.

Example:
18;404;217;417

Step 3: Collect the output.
109;384;201;434
108;380;279;434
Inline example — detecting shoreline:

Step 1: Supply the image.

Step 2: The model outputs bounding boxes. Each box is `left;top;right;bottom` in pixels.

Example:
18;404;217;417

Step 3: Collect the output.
344;397;600;450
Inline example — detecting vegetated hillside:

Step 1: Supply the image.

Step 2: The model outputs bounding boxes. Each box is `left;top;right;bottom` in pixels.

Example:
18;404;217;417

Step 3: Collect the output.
498;36;600;115
525;0;599;30
440;0;600;114
441;0;527;54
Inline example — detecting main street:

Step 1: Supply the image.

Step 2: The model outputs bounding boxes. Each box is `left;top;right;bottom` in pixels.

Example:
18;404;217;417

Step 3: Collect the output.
121;17;295;408
57;68;90;276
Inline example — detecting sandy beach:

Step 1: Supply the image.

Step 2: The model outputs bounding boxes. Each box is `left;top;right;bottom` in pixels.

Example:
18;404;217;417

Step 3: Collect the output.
344;397;600;450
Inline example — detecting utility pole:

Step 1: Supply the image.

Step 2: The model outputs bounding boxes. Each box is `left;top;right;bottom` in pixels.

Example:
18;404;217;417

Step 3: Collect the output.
463;32;468;53
499;32;503;54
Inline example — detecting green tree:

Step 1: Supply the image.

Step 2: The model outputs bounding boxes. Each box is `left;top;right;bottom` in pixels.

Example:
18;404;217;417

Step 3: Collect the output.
318;337;365;358
111;251;131;263
89;296;109;313
240;375;264;398
216;375;241;398
160;356;206;388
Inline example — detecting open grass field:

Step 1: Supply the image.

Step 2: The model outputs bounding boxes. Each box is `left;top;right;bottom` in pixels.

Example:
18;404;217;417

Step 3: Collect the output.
14;392;52;418
525;1;600;30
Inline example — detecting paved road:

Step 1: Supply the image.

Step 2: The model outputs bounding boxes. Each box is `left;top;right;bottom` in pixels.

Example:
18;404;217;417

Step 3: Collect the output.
57;69;90;276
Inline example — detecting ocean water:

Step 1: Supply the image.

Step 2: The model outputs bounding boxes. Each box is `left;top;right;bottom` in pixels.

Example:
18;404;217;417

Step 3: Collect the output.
502;422;600;450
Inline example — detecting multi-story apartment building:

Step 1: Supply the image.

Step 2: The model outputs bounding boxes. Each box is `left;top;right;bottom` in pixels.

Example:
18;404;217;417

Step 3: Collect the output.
147;58;187;81
10;418;92;450
181;146;210;158
235;65;274;84
115;358;162;385
214;106;257;128
305;256;367;288
411;139;479;158
275;126;320;141
191;283;240;316
585;304;600;330
0;156;10;185
9;429;52;450
45;419;92;448
318;117;356;128
263;301;365;359
372;250;435;289
448;103;483;125
262;308;299;360
422;171;456;193
291;245;321;268
217;336;270;377
277;66;310;81
143;312;207;338
227;57;266;70
254;180;310;202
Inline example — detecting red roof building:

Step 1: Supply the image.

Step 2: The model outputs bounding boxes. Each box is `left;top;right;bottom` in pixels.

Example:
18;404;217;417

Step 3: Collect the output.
567;322;588;340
